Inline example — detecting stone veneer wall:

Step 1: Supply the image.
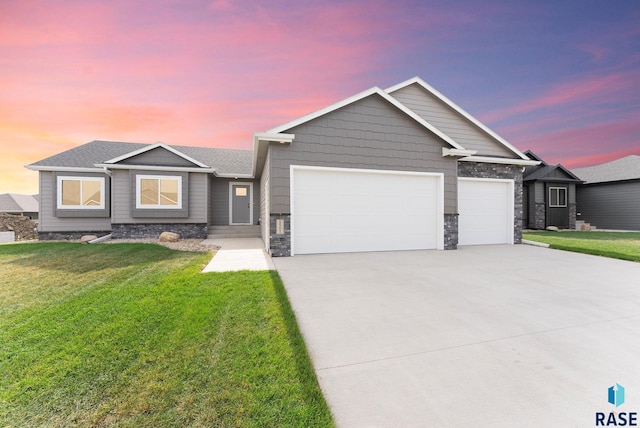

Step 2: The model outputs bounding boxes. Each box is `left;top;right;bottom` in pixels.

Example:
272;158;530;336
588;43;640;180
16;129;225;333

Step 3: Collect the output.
269;214;291;257
458;162;524;244
38;231;112;241
534;203;546;229
443;214;458;250
569;203;577;230
111;223;208;239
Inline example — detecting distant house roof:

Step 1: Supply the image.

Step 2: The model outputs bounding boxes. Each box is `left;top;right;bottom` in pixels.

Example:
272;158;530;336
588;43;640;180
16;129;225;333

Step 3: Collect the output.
27;140;253;175
0;193;39;213
572;155;640;184
522;150;582;183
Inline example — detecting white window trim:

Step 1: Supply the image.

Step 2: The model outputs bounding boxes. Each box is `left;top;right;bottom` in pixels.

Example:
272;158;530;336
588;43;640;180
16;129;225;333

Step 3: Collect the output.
228;182;254;225
136;175;183;209
548;187;567;208
56;176;106;210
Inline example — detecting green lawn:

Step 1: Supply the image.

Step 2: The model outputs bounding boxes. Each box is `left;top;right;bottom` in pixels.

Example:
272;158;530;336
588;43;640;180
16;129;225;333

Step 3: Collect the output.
522;231;640;262
0;243;333;427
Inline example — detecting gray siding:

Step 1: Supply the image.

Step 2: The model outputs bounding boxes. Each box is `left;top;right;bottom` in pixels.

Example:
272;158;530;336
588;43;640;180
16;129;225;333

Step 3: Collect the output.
38;171;111;232
112;170;208;224
209;177;259;225
577;181;640;230
119;147;198;167
270;94;458;213
391;84;515;158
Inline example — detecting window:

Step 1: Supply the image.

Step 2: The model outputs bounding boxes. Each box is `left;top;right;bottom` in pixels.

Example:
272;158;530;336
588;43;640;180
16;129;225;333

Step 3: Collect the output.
136;175;182;209
57;177;105;209
549;187;567;207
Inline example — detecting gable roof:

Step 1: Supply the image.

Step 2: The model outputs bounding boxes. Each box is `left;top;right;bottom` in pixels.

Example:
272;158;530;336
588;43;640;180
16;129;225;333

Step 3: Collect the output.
27;141;254;176
104;142;209;168
386;77;530;161
522;150;582;182
267;86;466;150
0;193;39;213
572;155;640;184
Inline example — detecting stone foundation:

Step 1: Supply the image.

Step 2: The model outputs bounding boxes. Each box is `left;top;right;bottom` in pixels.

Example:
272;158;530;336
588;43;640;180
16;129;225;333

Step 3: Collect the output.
569;203;577;230
269;214;291;257
111;223;208;239
444;214;458;250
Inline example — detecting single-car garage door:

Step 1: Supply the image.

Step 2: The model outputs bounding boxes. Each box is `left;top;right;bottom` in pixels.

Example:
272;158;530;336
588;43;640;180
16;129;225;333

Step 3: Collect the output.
458;178;514;245
291;166;443;255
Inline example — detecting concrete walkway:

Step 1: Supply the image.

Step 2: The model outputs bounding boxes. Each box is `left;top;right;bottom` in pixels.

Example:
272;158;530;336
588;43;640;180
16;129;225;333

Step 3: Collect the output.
274;245;640;427
201;237;275;272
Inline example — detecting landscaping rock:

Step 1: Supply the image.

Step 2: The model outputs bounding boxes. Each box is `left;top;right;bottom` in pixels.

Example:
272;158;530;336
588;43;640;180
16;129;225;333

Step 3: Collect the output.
545;226;559;232
80;235;98;243
159;231;180;242
580;224;592;231
0;213;38;241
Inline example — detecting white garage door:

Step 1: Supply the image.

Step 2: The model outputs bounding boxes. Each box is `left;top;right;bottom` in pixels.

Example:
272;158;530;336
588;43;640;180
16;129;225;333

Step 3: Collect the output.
458;178;514;245
291;166;442;255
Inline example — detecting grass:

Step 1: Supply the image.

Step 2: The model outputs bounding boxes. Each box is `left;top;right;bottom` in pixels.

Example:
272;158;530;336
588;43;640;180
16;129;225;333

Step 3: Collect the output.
522;231;640;262
0;243;334;427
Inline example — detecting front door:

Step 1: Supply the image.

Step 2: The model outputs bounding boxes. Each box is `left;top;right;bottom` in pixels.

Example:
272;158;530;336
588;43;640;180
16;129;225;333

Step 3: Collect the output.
546;184;569;228
230;183;252;225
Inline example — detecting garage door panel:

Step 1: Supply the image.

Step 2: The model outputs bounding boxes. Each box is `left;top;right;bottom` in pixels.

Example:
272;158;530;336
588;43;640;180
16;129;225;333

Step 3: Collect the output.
292;167;441;255
458;179;513;246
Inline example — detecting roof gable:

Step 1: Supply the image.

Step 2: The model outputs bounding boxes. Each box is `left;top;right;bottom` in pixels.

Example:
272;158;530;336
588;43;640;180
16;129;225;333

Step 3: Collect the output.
105;143;209;168
387;77;529;160
267;87;465;150
523;150;581;182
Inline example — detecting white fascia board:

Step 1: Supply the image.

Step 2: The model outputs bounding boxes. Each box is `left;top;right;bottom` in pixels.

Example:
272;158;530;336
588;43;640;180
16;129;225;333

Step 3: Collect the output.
459;156;540;166
104;142;210;168
25;165;104;173
215;173;254;179
251;132;295;177
442;147;477;157
387;77;530;160
267;86;464;150
95;164;217;173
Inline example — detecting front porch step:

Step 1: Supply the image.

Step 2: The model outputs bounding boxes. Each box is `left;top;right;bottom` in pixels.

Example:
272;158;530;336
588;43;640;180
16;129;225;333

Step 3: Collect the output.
207;225;261;239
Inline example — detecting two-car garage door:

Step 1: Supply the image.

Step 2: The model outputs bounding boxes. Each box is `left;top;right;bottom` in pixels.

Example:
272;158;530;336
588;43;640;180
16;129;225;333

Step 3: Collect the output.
291;166;443;255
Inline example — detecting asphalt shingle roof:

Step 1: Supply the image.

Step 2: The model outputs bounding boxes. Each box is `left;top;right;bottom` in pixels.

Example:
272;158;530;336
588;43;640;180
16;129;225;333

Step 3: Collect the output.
572;155;640;184
28;140;253;175
0;194;39;213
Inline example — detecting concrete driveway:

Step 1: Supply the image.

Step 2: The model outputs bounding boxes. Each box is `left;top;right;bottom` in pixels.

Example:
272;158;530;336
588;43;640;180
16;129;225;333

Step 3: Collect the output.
273;245;640;427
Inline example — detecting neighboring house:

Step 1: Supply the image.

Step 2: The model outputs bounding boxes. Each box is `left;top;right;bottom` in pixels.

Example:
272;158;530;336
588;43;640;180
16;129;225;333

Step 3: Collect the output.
522;151;582;229
0;193;39;220
572;155;640;231
27;77;538;256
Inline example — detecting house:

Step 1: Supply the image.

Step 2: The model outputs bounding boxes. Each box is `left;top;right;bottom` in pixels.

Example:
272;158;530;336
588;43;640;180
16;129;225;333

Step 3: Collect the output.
572;155;640;231
27;77;538;256
0;193;39;220
522;151;583;229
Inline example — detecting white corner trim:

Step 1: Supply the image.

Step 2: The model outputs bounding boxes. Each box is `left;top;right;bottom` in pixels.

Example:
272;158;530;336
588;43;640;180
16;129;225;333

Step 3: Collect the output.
386;77;531;160
266;87;465;150
459;156;540;166
251;133;295;178
104;142;210;168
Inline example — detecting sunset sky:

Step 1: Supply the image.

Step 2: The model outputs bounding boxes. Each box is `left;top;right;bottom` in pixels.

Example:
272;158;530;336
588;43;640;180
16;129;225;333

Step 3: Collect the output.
1;0;639;194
